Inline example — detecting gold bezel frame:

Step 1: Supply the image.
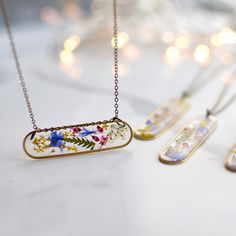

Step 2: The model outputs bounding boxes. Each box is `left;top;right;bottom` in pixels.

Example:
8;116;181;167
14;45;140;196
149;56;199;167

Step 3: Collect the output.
159;115;217;165
224;144;236;172
134;98;190;141
23;121;133;159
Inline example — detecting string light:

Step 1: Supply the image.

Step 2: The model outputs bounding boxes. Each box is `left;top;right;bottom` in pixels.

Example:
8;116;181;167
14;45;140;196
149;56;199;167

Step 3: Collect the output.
175;35;190;49
111;32;129;48
161;31;175;44
64;35;80;51
164;46;180;65
59;49;74;65
193;44;210;64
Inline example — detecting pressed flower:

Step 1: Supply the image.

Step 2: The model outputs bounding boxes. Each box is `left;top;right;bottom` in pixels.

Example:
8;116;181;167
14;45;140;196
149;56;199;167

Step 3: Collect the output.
92;136;100;142
100;135;108;145
79;128;96;137
72;127;81;133
50;131;65;152
97;126;103;133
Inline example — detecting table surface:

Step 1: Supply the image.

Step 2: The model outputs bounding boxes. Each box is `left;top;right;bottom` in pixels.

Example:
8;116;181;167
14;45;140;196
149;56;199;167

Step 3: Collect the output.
1;24;236;236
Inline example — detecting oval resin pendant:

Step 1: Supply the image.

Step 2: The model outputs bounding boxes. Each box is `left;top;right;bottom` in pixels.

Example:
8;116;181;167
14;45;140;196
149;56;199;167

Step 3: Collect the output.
23;120;133;159
134;98;190;140
224;145;236;172
159;115;217;164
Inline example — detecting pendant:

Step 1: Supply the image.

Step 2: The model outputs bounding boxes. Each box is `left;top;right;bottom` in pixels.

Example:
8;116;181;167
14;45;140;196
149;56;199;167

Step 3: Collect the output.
134;98;190;140
224;144;236;172
159;115;217;164
23;119;133;159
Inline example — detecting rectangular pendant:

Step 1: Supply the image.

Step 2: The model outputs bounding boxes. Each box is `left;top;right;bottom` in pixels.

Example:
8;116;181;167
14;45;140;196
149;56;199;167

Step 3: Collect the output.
134;98;190;140
23;121;133;159
224;144;236;172
159;115;217;164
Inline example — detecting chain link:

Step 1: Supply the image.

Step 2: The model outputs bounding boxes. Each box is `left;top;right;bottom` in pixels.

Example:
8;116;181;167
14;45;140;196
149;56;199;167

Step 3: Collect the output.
0;0;38;130
113;0;119;118
206;83;236;117
0;0;120;129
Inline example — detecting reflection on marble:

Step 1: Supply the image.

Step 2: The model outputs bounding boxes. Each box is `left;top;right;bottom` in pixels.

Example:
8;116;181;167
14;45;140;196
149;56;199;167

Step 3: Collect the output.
224;145;236;172
159;115;217;164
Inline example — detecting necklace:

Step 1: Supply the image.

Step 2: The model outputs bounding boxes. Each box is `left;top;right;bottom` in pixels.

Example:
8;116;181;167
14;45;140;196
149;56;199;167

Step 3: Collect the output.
159;81;236;164
225;144;236;172
133;63;224;140
0;0;133;159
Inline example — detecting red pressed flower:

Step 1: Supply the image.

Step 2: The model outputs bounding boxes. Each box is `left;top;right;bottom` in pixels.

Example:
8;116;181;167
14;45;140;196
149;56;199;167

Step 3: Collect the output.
92;136;100;142
73;127;81;133
100;135;108;145
97;126;103;133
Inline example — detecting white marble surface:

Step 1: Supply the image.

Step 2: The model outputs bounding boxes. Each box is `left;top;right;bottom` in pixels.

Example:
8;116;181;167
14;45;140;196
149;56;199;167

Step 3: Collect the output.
1;24;236;236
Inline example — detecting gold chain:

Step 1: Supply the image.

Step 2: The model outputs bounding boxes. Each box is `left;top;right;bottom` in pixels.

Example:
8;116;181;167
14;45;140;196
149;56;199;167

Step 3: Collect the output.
0;0;120;129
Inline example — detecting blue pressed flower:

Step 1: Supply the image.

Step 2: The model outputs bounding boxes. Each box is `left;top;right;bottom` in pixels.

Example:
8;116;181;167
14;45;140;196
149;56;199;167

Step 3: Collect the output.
146;119;152;125
78;128;96;137
50;131;65;152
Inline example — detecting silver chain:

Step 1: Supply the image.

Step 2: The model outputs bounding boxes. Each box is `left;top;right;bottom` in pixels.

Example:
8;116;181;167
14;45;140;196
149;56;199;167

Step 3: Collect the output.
207;83;236;116
0;0;120;130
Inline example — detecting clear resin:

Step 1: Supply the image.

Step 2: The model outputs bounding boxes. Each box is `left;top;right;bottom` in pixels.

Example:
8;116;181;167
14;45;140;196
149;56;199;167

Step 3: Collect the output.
159;115;217;164
134;98;189;140
23;121;133;159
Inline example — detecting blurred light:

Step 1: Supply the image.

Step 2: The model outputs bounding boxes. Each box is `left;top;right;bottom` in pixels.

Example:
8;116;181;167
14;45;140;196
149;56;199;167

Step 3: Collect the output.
59;49;74;65
164;46;180;65
64;35;80;51
40;6;59;24
219;27;236;44
111;32;129;48
175;35;190;49
161;31;175;44
122;43;140;61
193;44;210;64
63;2;81;19
210;34;223;47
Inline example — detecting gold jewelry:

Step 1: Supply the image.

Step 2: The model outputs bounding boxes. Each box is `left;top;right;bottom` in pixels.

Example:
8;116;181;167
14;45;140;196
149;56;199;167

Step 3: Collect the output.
0;0;133;159
159;82;236;165
134;64;224;140
224;144;236;172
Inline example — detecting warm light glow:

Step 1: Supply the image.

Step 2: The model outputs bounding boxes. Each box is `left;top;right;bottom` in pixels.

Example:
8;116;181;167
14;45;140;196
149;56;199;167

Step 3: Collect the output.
122;43;140;61
64;36;80;51
210;34;222;47
219;27;236;44
59;49;74;64
193;44;210;64
111;32;129;48
40;6;59;24
164;46;180;65
161;31;175;44
175;35;190;49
